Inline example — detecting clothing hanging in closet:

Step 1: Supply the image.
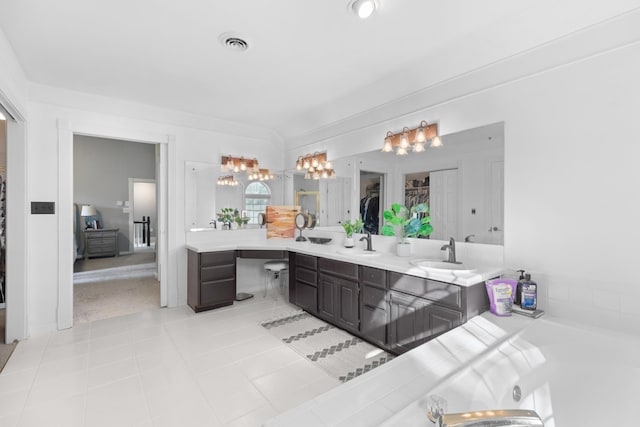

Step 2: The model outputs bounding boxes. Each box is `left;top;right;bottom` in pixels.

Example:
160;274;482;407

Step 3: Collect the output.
360;194;379;234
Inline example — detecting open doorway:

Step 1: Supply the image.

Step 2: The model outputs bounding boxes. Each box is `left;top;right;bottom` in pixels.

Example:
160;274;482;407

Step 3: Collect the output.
359;171;385;234
72;136;159;324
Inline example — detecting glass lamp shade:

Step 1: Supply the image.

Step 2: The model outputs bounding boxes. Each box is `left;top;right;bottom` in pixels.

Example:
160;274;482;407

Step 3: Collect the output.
396;146;408;156
399;132;409;149
413;141;425;152
430;136;443;148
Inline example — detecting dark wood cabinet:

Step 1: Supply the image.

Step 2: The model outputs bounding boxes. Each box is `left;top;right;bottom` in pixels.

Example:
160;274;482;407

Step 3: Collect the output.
188;250;236;312
286;255;491;355
317;258;360;333
388;290;463;353
289;252;318;314
359;266;388;347
318;273;359;333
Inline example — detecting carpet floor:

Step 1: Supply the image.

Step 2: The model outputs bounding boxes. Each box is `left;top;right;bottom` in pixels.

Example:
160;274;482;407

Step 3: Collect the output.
262;310;394;383
73;275;160;324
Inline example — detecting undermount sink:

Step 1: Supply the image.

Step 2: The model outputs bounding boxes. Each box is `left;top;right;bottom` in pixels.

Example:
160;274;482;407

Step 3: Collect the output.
410;258;476;273
336;248;381;257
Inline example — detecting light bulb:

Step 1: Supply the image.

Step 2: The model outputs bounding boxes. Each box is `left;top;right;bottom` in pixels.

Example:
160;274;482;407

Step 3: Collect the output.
413;141;425;152
296;158;302;171
317;163;324;171
240;158;246;171
322;170;329;179
325;160;332;169
233;165;239;173
400;132;409;149
303;159;310;169
312;156;319;168
397;146;408;156
430;136;443;148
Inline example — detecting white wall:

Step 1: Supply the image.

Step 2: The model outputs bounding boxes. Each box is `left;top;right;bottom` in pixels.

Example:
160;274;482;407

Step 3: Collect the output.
25;89;284;335
285;23;640;334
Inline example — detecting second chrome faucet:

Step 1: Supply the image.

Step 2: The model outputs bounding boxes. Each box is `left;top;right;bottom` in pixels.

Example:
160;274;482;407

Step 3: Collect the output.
441;237;460;264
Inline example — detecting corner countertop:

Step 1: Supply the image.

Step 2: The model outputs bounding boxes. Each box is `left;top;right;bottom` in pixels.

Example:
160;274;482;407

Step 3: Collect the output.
186;239;503;287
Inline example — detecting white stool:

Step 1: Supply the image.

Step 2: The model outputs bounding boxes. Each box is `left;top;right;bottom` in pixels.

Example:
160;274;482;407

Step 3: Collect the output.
264;260;289;297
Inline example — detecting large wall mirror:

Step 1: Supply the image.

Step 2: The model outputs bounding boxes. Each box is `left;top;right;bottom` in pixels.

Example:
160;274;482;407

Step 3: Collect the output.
297;122;504;244
184;161;285;230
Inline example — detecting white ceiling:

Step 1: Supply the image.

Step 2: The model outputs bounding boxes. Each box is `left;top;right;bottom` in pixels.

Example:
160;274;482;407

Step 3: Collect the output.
1;0;638;139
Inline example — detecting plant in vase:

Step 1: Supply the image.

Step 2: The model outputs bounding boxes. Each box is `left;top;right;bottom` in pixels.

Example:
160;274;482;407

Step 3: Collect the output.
216;207;236;230
341;218;364;248
234;212;250;229
381;203;433;256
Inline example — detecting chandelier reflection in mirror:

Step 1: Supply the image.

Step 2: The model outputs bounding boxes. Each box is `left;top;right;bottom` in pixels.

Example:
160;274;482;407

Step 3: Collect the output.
220;155;274;181
382;121;442;155
295;152;336;180
217;175;239;186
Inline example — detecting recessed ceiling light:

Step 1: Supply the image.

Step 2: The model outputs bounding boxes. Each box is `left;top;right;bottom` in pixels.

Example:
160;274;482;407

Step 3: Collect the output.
219;32;249;52
349;0;377;19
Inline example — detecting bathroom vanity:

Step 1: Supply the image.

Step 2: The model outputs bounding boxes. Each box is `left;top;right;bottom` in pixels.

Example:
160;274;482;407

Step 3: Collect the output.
288;251;491;355
187;237;498;355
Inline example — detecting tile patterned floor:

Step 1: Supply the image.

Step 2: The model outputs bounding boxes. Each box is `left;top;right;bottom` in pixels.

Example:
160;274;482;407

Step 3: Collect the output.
0;296;341;427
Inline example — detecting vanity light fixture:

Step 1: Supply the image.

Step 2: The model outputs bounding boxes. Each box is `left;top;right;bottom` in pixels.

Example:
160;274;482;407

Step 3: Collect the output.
221;155;260;173
217;175;239;186
295;152;337;180
349;0;378;19
381;121;440;155
248;169;275;181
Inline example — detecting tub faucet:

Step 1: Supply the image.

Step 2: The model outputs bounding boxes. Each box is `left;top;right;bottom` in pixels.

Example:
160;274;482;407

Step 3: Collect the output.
441;237;459;264
430;409;543;426
359;232;374;252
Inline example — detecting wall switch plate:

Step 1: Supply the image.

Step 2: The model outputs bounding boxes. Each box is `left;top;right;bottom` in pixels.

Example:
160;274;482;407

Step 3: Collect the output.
31;201;55;214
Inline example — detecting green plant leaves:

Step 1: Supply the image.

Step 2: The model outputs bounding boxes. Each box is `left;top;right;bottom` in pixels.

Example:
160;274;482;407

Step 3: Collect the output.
381;225;395;236
382;203;434;238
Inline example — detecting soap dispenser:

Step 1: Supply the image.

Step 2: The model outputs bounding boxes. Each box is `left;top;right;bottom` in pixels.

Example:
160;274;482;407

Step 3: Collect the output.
520;273;537;311
515;270;526;306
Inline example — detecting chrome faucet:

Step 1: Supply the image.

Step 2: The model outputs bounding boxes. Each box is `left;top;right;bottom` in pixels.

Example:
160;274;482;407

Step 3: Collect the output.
359;232;374;252
440;237;459;264
430;409;543;427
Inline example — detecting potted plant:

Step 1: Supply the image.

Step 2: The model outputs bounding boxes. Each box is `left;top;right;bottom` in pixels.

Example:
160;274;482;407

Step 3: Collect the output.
381;203;433;256
216;207;236;230
341;218;364;248
234;211;250;229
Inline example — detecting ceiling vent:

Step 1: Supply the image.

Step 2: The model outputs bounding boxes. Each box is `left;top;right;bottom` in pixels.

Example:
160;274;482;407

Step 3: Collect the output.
219;33;249;52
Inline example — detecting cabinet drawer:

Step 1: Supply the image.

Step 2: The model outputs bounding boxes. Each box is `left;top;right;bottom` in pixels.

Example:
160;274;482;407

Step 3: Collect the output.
201;264;235;282
362;284;387;309
389;272;461;310
87;231;117;239
87;237;115;246
318;258;358;281
201;251;235;267
200;279;236;306
361;266;386;288
295;266;317;286
296;253;317;270
237;250;286;259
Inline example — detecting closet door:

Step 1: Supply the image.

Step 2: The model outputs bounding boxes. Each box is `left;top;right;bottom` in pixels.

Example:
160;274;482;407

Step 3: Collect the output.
430;169;459;241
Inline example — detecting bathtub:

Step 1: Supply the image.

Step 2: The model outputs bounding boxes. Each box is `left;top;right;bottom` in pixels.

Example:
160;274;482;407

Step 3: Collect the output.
380;317;640;426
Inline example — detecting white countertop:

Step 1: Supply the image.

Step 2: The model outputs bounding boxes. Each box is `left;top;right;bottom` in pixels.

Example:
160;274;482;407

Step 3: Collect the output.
186;238;503;287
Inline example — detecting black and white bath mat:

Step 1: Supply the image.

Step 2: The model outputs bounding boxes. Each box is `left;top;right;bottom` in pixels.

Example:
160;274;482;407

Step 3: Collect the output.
261;310;394;382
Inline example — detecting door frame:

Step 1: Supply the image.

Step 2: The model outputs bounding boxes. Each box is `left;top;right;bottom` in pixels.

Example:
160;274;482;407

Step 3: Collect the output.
57;120;175;330
128;178;156;254
0;95;28;342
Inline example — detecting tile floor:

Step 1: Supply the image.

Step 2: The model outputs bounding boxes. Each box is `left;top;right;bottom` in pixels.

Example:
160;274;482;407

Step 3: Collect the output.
0;296;342;427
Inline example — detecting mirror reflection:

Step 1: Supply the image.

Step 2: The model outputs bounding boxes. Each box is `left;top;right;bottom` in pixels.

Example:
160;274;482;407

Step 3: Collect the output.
347;122;504;244
184;161;285;230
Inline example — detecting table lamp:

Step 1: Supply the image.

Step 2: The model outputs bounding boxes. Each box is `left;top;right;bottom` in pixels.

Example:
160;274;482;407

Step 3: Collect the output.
80;205;97;229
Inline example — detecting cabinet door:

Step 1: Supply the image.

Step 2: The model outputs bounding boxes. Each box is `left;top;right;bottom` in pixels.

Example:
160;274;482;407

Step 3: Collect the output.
337;277;359;332
318;273;338;322
360;284;387;346
428;304;463;339
388;291;429;353
295;281;318;314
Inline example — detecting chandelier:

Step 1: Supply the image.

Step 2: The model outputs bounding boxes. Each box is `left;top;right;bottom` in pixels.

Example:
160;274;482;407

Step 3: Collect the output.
382;121;442;155
295;152;336;180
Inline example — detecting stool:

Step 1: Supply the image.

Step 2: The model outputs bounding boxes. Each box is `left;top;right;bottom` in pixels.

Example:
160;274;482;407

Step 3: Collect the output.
264;260;289;297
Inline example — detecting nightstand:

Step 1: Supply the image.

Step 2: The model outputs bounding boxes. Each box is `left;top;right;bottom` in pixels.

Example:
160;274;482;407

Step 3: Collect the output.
84;228;119;258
